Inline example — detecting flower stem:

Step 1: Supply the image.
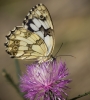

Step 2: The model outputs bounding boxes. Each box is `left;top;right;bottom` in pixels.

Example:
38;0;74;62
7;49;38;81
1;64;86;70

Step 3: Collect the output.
69;91;90;100
14;59;21;80
2;69;25;100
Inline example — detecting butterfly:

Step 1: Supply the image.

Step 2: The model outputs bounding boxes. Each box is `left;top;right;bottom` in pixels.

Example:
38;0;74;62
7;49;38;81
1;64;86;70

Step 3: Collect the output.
4;3;55;63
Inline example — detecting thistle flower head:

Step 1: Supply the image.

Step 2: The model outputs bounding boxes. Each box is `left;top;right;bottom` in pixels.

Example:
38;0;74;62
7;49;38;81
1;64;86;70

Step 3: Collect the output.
20;60;71;100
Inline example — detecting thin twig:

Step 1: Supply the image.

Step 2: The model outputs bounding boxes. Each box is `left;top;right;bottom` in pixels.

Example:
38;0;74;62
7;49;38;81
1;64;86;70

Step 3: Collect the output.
69;91;90;100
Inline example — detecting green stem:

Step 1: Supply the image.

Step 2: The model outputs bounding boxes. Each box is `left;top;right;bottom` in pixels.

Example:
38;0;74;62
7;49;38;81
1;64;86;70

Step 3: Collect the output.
14;59;21;80
69;91;90;100
2;69;25;100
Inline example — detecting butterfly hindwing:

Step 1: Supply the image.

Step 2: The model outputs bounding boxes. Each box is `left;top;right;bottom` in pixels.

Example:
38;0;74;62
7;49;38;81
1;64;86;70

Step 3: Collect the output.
22;3;55;57
5;26;48;60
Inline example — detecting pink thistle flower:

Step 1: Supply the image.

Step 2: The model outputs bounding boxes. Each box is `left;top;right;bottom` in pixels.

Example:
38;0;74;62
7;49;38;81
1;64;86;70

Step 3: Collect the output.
20;60;71;100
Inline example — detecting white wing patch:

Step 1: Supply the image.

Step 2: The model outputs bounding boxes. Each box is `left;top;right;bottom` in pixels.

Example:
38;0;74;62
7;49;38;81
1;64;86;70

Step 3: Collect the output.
33;18;41;28
30;23;39;31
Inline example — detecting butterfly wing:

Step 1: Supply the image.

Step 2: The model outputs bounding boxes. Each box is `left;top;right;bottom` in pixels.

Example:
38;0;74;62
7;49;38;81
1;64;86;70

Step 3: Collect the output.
5;26;48;60
22;3;55;57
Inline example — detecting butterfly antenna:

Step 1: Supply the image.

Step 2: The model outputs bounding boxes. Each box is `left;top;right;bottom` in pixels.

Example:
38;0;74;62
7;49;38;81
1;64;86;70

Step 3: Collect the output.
54;43;63;57
56;55;76;58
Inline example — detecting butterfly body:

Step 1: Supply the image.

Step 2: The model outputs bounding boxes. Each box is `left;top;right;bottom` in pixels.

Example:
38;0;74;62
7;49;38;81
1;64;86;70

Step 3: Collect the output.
5;3;55;62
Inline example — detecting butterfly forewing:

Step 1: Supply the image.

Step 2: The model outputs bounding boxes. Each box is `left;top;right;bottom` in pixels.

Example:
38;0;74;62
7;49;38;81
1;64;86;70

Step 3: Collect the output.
22;3;55;57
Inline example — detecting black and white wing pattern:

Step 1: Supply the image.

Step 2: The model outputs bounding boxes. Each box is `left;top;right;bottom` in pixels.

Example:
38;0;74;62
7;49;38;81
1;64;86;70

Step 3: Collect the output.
4;3;55;62
22;3;55;58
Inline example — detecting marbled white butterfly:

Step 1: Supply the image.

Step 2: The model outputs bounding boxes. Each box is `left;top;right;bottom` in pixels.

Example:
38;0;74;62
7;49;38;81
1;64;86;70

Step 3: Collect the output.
4;3;55;63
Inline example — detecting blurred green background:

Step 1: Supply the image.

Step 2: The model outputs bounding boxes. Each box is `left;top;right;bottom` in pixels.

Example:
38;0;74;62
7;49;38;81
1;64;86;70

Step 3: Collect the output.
0;0;90;100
